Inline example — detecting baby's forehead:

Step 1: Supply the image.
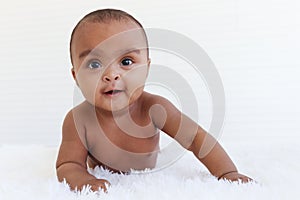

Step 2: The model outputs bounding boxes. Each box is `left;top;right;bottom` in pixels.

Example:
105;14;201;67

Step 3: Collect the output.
71;20;148;64
77;18;144;38
77;20;146;45
86;41;148;62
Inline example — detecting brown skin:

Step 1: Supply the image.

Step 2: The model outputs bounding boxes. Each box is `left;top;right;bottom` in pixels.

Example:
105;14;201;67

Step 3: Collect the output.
56;20;251;192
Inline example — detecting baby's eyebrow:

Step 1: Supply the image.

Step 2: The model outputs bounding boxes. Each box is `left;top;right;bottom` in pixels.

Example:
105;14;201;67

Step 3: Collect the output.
78;49;92;59
78;49;99;59
78;48;141;60
118;49;141;55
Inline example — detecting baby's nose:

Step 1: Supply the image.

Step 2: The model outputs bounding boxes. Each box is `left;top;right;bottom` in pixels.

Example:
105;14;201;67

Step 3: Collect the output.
102;72;120;82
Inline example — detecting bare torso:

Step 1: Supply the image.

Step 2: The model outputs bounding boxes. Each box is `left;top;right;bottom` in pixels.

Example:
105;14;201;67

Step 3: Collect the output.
73;92;160;172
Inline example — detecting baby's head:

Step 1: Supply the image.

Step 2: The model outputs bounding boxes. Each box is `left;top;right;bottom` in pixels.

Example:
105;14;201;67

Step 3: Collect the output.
69;9;149;66
70;9;150;111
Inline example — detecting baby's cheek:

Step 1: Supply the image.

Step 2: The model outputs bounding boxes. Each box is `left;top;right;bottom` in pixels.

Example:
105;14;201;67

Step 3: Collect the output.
77;76;100;103
125;66;148;91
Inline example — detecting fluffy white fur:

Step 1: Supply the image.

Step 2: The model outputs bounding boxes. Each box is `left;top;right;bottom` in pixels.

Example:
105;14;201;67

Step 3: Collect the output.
0;140;299;200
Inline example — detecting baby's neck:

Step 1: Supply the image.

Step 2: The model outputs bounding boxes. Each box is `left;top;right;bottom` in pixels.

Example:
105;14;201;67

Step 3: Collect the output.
95;101;138;120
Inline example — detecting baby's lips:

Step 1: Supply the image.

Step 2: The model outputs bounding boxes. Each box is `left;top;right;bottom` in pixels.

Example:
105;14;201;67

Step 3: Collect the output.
104;89;124;95
103;86;122;91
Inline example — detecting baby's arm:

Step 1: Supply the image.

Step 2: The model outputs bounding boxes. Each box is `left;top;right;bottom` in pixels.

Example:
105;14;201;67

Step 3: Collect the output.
185;125;251;182
151;95;251;182
56;111;110;191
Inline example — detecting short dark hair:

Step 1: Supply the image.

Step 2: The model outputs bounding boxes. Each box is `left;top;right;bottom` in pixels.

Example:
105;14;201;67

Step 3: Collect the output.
69;8;148;66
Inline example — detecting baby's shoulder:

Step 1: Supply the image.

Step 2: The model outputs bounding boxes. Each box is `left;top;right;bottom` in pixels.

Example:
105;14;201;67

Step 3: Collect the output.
64;101;94;125
141;92;173;106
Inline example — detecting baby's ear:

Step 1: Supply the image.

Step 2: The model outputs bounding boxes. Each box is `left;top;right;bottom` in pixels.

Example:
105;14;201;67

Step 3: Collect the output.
146;58;151;77
71;68;79;86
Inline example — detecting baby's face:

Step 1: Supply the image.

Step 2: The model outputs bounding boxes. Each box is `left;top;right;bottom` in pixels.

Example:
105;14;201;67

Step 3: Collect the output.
71;20;150;112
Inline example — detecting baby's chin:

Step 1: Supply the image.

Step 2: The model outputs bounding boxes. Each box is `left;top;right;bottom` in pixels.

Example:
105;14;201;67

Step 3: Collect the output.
86;91;144;114
92;101;131;114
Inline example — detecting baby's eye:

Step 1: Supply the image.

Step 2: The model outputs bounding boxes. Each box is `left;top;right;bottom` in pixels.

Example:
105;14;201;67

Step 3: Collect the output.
121;58;133;66
88;60;102;69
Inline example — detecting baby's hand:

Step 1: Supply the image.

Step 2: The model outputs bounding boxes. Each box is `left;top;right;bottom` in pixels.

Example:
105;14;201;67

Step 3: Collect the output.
83;178;111;192
218;171;252;183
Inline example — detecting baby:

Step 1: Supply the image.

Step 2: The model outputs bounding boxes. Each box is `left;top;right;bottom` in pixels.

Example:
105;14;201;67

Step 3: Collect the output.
56;8;252;192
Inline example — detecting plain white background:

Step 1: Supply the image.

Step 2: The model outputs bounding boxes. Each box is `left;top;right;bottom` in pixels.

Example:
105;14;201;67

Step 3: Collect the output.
0;0;299;146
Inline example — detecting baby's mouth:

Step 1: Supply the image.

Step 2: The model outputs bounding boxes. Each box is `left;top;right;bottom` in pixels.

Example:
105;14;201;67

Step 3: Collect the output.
104;89;124;96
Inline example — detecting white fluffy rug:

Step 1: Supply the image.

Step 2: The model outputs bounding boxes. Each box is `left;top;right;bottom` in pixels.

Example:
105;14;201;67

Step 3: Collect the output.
0;139;299;200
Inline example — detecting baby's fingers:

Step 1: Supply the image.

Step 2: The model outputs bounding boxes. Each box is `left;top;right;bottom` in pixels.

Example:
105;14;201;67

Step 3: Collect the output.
237;175;253;183
87;179;111;192
221;172;253;183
